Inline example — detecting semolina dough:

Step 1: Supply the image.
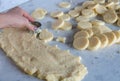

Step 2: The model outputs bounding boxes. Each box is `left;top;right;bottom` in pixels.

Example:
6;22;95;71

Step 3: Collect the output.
96;34;108;48
50;11;64;18
73;37;89;50
52;19;65;30
0;28;88;81
74;31;90;39
77;21;92;30
31;8;47;20
87;36;101;50
104;32;117;46
56;37;66;43
59;2;71;8
60;21;72;31
68;10;79;18
39;29;53;43
103;9;118;24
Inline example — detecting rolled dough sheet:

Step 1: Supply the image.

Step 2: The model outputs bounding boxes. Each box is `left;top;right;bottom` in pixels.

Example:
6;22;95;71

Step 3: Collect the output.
0;28;87;81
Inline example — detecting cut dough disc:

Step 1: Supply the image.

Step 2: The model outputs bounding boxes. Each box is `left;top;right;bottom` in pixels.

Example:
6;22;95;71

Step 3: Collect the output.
59;2;71;8
52;19;65;30
90;19;105;26
0;28;88;81
92;25;112;35
73;37;89;50
74;31;89;39
104;32;117;46
74;6;83;12
82;1;95;9
94;4;107;14
50;11;64;18
68;10;79;18
81;9;96;18
58;14;71;21
103;9;118;24
76;16;89;22
85;29;93;37
31;8;47;20
94;0;105;4
108;0;120;4
117;18;120;27
88;36;101;50
60;21;72;31
39;29;53;43
96;34;108;48
112;31;120;43
77;21;92;30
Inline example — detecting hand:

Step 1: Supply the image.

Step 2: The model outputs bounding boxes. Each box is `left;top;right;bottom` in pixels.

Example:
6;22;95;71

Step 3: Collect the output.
0;7;36;31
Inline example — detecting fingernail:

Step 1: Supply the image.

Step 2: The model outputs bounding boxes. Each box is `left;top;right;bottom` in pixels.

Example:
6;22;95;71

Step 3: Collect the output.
34;27;37;31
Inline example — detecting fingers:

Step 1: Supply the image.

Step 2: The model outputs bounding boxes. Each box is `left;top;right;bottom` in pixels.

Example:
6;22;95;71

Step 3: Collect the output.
23;12;35;22
25;22;37;31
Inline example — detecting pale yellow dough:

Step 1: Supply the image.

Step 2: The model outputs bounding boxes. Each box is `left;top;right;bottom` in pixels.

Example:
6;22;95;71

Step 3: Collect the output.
96;34;108;48
103;9;118;24
52;19;65;30
0;28;88;81
59;2;71;8
87;36;101;50
39;29;53;43
60;21;72;31
77;21;92;30
73;37;89;50
56;37;66;43
50;11;64;18
58;14;71;21
31;8;47;20
104;32;117;46
68;10;79;18
74;31;90;39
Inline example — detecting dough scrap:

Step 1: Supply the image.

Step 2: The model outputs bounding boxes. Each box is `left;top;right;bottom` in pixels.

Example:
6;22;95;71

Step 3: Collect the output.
77;21;92;30
39;29;53;43
59;2;71;8
0;28;88;81
87;36;101;50
56;37;66;43
73;37;89;50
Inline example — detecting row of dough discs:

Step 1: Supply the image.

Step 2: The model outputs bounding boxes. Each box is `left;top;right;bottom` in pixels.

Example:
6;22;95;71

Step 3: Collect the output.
73;29;120;51
31;0;120;51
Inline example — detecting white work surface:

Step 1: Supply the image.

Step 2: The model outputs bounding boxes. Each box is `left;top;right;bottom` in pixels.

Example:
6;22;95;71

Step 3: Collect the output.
0;0;120;81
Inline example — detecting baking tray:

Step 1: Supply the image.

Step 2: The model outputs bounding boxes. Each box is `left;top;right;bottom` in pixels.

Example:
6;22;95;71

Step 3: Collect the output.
0;0;120;81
